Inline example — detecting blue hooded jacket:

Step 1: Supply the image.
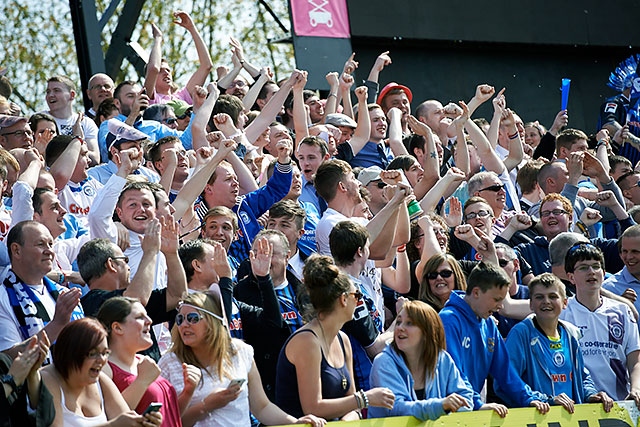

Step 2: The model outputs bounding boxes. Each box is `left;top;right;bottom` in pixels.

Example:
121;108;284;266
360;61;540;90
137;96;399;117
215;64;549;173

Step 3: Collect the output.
502;315;598;403
369;345;473;420
439;291;548;409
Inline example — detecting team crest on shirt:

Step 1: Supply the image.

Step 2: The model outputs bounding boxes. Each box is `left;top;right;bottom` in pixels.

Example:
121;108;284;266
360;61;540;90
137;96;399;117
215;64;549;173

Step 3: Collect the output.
239;211;250;224
83;186;96;197
552;351;565;368
487;337;495;353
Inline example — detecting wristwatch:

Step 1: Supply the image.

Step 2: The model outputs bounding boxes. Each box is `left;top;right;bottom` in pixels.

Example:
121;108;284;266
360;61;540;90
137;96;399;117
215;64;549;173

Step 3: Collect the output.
1;374;19;404
1;374;18;392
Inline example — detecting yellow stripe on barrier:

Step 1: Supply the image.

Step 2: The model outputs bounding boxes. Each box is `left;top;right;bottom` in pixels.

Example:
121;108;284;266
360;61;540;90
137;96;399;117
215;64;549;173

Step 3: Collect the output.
274;402;639;426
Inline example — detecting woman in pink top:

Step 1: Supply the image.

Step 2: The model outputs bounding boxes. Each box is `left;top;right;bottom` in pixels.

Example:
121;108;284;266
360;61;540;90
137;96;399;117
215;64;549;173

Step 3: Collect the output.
97;297;194;427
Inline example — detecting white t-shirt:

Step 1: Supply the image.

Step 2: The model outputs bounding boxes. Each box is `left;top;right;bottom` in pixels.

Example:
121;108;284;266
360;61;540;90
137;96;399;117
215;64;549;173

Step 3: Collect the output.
159;339;253;427
316;208;384;324
58;177;104;229
560;296;640;400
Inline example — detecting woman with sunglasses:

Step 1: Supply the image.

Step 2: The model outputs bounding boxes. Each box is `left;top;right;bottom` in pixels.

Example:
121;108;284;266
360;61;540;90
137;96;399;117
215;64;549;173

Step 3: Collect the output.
418;253;467;311
158;292;325;427
369;300;473;420
97;297;187;427
41;318;163;427
275;255;395;421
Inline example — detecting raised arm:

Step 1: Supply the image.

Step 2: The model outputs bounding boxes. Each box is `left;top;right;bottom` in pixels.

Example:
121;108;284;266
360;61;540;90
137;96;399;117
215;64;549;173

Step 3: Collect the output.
292;70;310;148
160;218;187;310
387;108;409;156
172;141;237;220
486;88;505;149
466;84;496;118
365;51;391;103
190;83;219;151
243;67;272;111
143;23;163;99
123;219;160;306
49;138;83;190
244;70;300;144
419;167;466;213
465;107;506;175
339;73;355;118
346;86;371;156
324;72;340;117
502;108;524;172
450;105;471;177
174;11;214;96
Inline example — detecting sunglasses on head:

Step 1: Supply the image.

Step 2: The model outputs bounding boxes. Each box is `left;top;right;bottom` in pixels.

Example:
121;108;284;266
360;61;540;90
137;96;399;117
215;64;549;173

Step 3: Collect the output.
176;303;226;326
427;269;454;280
478;183;505;192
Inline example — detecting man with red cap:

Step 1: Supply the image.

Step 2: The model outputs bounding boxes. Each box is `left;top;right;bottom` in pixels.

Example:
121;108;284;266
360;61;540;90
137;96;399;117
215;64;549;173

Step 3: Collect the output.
377;82;413;135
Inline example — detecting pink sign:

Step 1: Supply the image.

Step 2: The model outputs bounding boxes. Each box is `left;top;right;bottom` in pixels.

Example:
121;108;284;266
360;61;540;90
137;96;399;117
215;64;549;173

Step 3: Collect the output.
290;0;351;38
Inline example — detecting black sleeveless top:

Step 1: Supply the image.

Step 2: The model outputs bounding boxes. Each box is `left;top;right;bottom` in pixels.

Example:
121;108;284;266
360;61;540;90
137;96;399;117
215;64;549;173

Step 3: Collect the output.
275;329;352;419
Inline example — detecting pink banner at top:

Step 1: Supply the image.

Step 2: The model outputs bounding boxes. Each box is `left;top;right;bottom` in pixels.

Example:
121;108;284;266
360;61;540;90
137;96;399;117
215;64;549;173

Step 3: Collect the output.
290;0;351;38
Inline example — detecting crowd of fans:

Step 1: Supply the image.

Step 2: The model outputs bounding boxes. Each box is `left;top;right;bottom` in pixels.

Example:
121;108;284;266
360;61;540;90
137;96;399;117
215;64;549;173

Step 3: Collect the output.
2;9;640;426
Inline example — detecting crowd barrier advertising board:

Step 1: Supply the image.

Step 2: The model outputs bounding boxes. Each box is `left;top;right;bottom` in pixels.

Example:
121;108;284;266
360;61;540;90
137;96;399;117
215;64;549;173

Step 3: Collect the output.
274;402;640;426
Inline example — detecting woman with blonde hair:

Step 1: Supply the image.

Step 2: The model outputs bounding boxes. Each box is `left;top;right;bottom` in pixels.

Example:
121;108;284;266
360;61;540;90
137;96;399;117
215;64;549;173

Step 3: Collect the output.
158;291;324;427
418;253;467;311
369;300;473;420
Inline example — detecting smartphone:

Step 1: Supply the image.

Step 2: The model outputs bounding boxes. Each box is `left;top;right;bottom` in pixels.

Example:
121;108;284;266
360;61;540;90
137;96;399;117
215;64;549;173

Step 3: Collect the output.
229;378;246;388
143;402;163;415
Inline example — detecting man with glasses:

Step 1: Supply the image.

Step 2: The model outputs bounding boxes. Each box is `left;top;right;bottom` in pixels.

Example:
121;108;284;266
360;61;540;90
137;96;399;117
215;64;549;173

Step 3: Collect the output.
78;234;186;361
0;115;33;150
561;243;640;407
468;171;521;236
84;73;114;119
358;166;388;216
166;99;193;131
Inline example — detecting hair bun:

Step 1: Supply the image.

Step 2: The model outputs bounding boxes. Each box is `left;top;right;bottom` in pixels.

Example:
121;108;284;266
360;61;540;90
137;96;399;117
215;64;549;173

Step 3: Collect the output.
303;255;339;289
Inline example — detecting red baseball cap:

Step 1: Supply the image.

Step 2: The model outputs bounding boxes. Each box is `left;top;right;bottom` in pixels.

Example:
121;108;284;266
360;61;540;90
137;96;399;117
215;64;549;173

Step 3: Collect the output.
377;82;413;106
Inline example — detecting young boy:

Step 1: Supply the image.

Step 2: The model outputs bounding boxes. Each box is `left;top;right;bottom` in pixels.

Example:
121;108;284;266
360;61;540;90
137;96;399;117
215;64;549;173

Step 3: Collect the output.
560;242;640;407
505;273;613;413
439;262;549;416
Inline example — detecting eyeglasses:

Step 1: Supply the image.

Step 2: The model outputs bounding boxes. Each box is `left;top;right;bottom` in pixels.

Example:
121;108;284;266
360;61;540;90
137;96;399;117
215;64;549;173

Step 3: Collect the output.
478;183;505;192
464;210;492;221
369;180;386;189
540;209;568;218
176;303;225;326
162;117;178;125
111;256;129;264
87;349;111;360
427;269;454;280
345;289;364;301
574;263;602;273
1;129;33;138
498;259;511;268
90;83;113;91
177;110;193;120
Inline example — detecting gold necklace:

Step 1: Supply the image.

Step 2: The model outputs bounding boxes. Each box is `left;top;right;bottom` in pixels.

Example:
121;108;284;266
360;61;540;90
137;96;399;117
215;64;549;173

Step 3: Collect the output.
317;319;347;390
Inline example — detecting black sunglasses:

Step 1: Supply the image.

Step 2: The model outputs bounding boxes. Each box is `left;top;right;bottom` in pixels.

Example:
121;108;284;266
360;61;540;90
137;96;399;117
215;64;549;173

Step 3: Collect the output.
478;183;505;192
346;289;364;301
163;117;178;125
498;259;510;268
177;110;193;120
427;269;454;280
